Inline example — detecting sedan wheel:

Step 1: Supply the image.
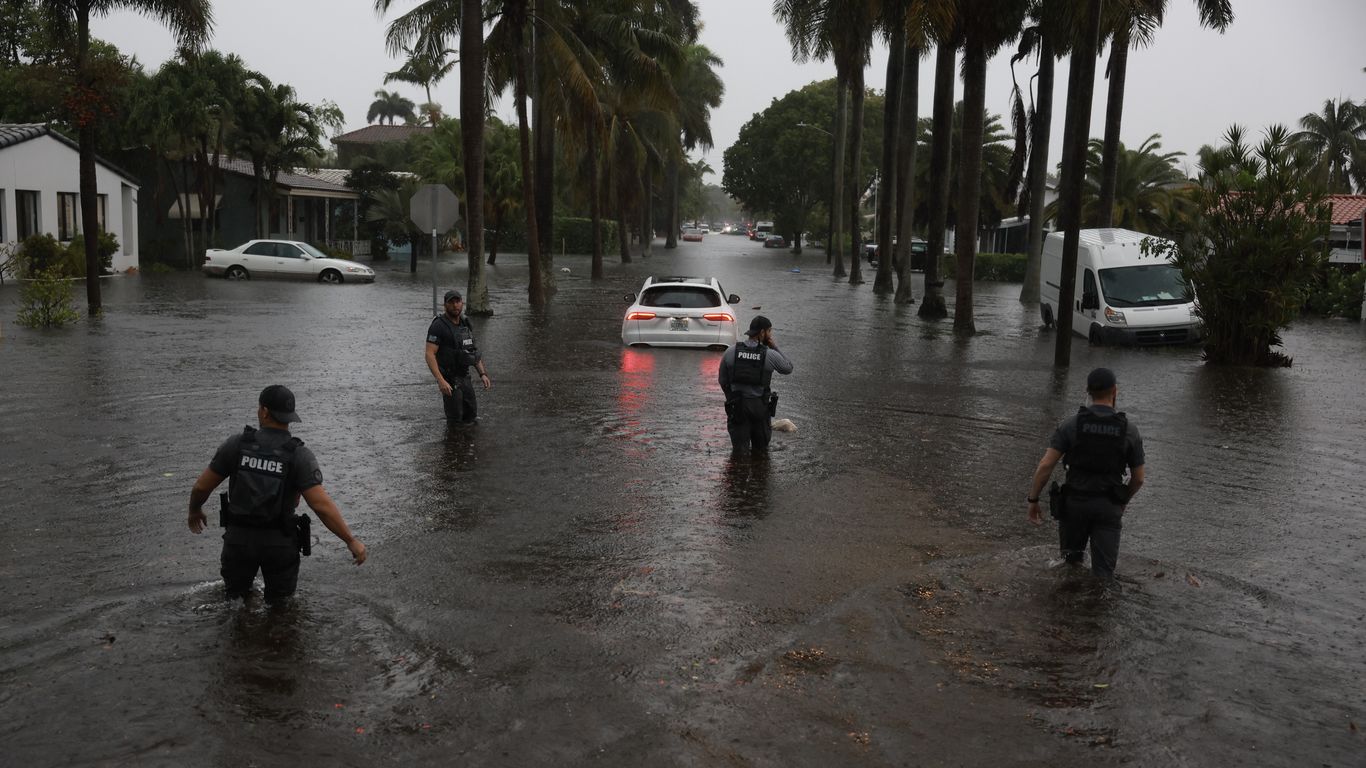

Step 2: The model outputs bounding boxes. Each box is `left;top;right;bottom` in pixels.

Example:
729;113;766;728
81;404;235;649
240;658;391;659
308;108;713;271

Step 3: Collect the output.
319;269;343;284
225;265;249;280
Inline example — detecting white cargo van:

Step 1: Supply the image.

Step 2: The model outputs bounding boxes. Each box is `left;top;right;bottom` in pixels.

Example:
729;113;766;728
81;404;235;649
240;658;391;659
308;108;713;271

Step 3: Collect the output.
1040;228;1200;346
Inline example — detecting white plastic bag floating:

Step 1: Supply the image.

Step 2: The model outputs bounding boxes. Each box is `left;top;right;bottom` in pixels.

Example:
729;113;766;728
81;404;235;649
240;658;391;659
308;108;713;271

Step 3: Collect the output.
771;418;797;433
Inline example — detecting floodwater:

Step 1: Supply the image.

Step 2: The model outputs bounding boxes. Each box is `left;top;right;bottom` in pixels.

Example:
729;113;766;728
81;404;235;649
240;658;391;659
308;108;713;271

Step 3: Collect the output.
1;234;1363;767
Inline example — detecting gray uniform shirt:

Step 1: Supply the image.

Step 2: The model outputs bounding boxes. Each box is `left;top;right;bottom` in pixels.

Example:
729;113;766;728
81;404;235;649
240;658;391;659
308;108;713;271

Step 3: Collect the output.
1049;405;1145;494
718;339;794;399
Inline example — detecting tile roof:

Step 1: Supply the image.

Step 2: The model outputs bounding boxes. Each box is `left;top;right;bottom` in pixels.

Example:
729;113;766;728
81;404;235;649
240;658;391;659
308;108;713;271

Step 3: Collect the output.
211;156;355;195
332;124;433;145
0;122;140;184
1325;195;1366;225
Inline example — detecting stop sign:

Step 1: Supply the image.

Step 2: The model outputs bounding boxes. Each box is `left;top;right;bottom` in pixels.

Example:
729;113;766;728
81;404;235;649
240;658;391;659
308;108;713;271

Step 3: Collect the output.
409;184;460;232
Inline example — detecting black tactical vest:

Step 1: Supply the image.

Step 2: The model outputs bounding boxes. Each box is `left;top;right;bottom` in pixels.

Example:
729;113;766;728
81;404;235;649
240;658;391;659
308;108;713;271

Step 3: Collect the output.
435;315;477;376
221;426;302;528
1065;407;1129;484
731;343;771;389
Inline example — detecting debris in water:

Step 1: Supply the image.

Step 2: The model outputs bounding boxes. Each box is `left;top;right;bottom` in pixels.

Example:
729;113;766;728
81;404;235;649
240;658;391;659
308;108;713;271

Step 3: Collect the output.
1153;572;1165;579
790;268;801;273
771;418;797;432
1186;573;1202;588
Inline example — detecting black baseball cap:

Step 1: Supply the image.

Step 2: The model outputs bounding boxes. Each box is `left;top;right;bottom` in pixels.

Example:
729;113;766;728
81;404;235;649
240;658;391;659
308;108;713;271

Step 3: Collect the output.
1086;367;1117;392
259;384;301;423
745;315;773;337
443;289;463;303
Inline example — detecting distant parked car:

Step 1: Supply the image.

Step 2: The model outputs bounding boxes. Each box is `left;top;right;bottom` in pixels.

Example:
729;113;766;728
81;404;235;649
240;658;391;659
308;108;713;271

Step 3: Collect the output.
763;234;787;249
681;227;704;242
868;238;931;271
202;239;375;283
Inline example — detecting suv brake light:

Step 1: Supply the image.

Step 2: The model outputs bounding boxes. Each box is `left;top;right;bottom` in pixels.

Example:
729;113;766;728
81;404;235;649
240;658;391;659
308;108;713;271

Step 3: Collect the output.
627;312;656;320
702;313;733;322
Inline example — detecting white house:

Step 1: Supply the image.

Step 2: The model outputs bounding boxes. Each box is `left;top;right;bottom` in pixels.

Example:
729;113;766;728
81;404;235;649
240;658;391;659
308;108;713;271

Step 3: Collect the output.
0;123;140;272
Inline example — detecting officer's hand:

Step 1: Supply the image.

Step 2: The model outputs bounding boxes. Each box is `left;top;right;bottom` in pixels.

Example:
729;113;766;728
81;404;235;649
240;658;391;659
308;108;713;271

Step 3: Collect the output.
438;379;453;396
1027;502;1043;526
347;539;367;565
188;508;207;534
479;372;492;390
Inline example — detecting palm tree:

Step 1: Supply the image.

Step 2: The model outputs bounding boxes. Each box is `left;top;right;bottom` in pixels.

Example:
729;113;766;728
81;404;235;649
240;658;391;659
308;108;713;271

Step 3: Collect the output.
1080;134;1186;233
665;44;724;251
375;0;490;314
1095;0;1233;226
1291;98;1366;194
366;89;417;125
776;0;880;281
918;35;956;319
40;0;212;313
953;0;1027;334
483;119;522;264
384;42;456;109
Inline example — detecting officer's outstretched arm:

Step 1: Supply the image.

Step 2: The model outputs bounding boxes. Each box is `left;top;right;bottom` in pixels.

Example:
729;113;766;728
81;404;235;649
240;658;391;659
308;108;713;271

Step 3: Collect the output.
187;468;226;534
301;485;366;565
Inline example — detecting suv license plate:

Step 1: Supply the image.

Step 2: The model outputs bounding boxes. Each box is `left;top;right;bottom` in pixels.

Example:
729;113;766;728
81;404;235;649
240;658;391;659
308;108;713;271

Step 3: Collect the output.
669;317;688;331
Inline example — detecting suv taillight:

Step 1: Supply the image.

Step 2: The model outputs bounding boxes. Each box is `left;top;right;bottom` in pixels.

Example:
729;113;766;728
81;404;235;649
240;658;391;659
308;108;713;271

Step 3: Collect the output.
627;312;656;320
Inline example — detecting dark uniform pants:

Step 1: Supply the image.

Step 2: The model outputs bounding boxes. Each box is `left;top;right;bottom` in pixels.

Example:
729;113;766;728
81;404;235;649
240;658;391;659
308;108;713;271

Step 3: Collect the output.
727;396;772;452
1058;495;1124;578
441;373;478;424
221;527;300;603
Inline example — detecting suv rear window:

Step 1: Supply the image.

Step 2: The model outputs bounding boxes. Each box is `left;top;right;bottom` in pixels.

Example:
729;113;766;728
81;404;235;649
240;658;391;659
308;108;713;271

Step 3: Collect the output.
640;286;721;308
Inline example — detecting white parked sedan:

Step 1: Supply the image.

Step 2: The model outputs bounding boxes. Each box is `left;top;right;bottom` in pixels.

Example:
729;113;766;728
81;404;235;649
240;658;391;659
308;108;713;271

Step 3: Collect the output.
621;276;741;348
202;240;376;283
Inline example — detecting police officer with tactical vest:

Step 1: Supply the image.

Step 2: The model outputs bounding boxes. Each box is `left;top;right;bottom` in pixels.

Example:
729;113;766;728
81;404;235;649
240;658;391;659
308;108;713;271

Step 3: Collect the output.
718;316;794;453
187;385;366;603
425;289;492;425
1026;368;1145;578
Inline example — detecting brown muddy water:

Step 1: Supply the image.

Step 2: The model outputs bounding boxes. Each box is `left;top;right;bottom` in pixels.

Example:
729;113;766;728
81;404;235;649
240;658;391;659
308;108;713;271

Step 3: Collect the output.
1;234;1363;767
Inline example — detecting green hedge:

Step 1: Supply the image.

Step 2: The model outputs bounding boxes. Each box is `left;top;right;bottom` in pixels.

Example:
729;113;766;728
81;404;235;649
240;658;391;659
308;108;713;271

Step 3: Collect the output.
494;216;620;255
1302;265;1365;319
16;232;117;278
938;251;1027;282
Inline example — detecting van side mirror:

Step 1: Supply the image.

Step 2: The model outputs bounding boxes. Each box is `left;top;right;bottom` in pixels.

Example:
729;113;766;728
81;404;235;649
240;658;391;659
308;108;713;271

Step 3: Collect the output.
728;294;740;304
1081;291;1100;310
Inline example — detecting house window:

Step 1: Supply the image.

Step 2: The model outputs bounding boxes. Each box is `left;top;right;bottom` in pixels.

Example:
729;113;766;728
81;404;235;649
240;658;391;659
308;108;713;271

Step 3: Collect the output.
0;188;5;242
16;190;39;240
97;194;107;232
57;192;79;241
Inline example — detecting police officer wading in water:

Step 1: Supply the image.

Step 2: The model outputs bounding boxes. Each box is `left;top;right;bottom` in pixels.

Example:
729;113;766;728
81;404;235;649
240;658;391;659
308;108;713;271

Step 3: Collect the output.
425;289;492;425
1026;368;1145;578
187;386;366;603
718;316;794;453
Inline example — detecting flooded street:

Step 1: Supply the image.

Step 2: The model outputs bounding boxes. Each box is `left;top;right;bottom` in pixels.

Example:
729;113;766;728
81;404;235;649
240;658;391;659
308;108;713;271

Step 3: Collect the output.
2;234;1363;766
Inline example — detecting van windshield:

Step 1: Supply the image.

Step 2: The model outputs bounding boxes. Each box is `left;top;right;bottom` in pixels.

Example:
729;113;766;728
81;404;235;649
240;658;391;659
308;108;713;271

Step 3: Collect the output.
1098;264;1189;307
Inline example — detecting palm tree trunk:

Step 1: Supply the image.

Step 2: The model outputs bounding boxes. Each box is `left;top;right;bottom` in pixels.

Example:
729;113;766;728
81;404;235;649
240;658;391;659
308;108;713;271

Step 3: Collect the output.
874;23;903;295
489;207;503;261
847;66;866;285
1019;37;1054;306
75;10;102;311
893;42;921;305
589;123;604;279
664;159;679;249
830;71;848;279
534;59;556;294
512;12;544;306
641;167;653;257
1097;24;1130;228
919;43;956;319
1054;0;1104;368
616;178;631;264
462;0;489;313
954;38;988;335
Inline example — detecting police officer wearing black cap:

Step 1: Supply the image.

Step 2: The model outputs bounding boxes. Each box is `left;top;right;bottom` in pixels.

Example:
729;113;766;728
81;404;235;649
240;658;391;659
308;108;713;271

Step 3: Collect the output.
425;289;492;425
1026;367;1145;578
718;315;794;453
187;385;366;603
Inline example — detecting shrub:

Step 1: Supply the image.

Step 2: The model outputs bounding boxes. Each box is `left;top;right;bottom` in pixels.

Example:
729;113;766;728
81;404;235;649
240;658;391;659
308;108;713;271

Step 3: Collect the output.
64;231;118;277
18;234;65;277
495;217;620;255
1303;266;1365;319
938;252;1027;282
16;266;80;327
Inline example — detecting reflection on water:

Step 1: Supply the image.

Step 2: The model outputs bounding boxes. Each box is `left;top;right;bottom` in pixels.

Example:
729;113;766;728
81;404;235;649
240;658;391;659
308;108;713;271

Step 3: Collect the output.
2;243;1364;766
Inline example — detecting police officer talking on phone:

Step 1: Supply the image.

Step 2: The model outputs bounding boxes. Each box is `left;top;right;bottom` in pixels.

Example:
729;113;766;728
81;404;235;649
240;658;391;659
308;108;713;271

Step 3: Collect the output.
186;386;366;603
425;289;492;425
718;315;794;453
1025;368;1145;578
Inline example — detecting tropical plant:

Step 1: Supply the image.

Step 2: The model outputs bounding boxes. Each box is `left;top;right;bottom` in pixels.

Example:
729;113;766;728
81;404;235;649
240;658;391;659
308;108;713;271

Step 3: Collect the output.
1291;98;1366;194
37;0;211;313
1147;125;1329;367
1042;133;1188;234
366;88;417;125
1095;1;1232;226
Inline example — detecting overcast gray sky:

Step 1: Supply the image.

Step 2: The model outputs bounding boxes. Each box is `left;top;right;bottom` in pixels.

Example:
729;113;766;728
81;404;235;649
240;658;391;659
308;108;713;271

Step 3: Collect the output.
93;0;1366;180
